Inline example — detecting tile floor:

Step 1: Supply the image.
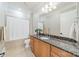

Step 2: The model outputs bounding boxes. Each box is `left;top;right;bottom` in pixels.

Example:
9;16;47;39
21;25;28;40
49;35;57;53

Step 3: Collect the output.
4;39;34;57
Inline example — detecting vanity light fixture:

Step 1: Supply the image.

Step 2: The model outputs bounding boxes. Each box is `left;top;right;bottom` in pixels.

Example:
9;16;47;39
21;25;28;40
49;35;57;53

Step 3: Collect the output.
49;2;57;9
52;5;57;9
41;2;59;13
48;8;52;11
42;7;48;13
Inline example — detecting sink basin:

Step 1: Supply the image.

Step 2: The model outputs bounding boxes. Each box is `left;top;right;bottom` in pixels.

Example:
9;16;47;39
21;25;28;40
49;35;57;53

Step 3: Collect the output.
40;36;49;40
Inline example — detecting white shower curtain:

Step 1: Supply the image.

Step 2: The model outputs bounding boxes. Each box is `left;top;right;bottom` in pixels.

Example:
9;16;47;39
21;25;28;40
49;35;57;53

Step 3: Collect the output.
0;27;5;55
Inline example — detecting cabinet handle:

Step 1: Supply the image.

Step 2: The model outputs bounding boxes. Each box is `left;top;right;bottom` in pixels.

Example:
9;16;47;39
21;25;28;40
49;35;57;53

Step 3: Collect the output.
59;52;66;57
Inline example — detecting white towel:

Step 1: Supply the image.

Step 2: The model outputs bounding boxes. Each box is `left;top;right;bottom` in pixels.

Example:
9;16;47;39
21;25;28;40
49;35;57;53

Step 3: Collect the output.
69;22;79;41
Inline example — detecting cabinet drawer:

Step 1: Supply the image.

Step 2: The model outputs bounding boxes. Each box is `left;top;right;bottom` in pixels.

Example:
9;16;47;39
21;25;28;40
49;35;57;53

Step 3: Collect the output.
39;40;50;57
51;45;74;57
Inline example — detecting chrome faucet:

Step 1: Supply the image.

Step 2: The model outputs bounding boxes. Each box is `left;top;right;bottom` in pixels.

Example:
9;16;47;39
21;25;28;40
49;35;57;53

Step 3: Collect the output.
48;27;50;39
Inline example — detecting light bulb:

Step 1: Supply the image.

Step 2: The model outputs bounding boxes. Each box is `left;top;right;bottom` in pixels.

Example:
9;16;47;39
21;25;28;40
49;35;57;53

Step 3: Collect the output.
42;7;48;13
52;6;56;9
48;8;52;11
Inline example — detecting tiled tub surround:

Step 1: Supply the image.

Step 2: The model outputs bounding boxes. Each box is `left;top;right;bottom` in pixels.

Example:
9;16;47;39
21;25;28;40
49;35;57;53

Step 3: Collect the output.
31;34;79;56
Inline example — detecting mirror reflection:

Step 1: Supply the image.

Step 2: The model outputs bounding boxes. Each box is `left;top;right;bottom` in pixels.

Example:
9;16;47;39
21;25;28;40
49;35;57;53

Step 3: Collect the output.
38;2;79;41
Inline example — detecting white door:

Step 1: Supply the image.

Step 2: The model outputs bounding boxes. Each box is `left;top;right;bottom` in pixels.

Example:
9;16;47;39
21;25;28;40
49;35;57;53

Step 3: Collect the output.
6;16;29;41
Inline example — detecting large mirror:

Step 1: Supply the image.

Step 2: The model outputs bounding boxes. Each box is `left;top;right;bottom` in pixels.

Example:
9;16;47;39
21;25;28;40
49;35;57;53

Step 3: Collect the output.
38;2;79;41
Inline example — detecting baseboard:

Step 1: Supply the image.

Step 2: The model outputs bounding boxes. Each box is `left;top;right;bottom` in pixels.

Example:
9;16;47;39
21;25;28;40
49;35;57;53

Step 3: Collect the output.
5;38;28;42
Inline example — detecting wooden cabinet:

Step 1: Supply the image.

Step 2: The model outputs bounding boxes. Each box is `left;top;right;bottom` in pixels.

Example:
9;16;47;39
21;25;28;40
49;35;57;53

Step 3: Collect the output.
30;36;74;57
33;38;50;57
38;40;50;57
33;38;40;56
51;45;74;57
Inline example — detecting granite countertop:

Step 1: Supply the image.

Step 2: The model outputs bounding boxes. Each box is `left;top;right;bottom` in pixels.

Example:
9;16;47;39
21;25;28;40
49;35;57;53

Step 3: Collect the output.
32;35;79;57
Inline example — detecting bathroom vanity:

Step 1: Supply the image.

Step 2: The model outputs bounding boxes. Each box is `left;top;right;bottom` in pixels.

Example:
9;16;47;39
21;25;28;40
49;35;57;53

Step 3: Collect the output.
30;34;79;57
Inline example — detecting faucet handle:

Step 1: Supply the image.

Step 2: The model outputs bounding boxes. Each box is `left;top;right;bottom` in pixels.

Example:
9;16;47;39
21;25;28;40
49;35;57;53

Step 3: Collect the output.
60;33;63;35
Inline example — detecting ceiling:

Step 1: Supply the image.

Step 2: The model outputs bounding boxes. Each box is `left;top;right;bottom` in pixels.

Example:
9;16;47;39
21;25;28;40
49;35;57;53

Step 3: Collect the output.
7;2;76;14
24;2;49;12
25;2;76;14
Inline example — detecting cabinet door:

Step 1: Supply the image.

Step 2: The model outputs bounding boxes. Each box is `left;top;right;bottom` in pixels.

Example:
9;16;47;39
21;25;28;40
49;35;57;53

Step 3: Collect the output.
39;40;50;57
51;45;74;57
51;53;59;57
33;38;40;56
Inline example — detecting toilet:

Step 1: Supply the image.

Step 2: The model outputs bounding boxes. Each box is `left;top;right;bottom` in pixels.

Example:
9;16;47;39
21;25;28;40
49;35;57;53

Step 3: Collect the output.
24;39;30;48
